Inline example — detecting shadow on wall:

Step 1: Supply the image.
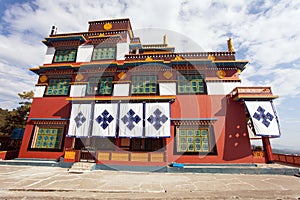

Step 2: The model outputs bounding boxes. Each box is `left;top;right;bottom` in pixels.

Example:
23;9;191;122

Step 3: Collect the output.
54;103;71;118
222;97;252;161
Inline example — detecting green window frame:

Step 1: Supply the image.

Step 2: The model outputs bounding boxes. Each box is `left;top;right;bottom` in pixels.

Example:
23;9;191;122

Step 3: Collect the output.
177;74;205;94
92;47;116;60
31;126;64;149
177;128;210;153
46;79;70;95
86;77;113;95
131;75;157;94
53;49;77;62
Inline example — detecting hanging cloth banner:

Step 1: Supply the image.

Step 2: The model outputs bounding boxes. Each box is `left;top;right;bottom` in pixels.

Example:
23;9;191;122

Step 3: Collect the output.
92;103;118;137
145;103;170;137
119;103;143;137
67;103;91;137
245;101;281;137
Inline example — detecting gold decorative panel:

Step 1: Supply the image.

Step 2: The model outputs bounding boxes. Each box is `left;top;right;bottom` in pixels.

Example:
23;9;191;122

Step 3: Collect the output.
150;153;165;162
97;152;110;161
131;153;149;162
118;72;127;80
64;151;76;159
111;152;129;161
75;73;84;81
163;71;173;79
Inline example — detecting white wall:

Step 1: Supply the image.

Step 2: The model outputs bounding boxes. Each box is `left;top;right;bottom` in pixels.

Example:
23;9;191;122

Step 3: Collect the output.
76;44;94;62
206;82;241;95
159;82;176;95
34;86;46;98
116;43;129;61
43;47;55;64
113;84;130;96
70;85;87;97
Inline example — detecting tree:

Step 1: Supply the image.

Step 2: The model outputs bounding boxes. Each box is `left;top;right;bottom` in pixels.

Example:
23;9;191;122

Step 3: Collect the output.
0;91;34;135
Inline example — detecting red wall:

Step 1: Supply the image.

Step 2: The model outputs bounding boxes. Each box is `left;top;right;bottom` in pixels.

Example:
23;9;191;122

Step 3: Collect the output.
19;95;254;163
18;97;71;160
166;95;253;164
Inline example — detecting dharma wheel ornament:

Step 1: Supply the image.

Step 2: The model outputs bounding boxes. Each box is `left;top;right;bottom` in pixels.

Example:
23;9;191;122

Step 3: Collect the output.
217;70;226;79
103;23;112;30
39;75;48;83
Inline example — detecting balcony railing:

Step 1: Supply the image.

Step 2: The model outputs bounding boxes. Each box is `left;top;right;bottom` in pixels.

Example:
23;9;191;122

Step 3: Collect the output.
273;153;300;166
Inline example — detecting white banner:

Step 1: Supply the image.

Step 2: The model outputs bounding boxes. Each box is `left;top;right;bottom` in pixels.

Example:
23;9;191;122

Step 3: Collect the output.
145;103;170;137
92;104;118;137
245;101;280;137
68;104;91;137
119;103;143;137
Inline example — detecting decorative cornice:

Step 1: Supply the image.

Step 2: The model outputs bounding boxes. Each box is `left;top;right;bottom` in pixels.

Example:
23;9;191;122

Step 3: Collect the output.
66;95;176;102
30;118;69;125
171;118;218;126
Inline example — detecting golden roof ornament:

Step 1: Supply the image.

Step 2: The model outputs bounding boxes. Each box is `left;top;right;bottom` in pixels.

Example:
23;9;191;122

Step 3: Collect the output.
227;38;235;52
103;23;112;30
163;35;167;45
217;70;226;79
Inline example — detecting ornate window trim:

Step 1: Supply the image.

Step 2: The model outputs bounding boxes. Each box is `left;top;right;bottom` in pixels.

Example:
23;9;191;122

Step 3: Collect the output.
131;75;158;95
177;72;207;94
29;124;65;151
172;118;217;155
86;76;114;95
92;46;116;61
45;78;71;96
53;49;77;63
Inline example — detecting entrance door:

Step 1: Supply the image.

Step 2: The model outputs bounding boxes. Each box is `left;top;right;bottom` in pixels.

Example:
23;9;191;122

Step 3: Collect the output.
80;147;96;162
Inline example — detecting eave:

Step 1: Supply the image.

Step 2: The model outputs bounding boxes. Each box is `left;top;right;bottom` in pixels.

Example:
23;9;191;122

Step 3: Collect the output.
213;60;248;71
43;35;86;46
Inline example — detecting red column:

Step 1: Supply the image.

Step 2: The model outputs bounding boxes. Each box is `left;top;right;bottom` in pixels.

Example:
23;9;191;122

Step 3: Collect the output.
262;136;274;163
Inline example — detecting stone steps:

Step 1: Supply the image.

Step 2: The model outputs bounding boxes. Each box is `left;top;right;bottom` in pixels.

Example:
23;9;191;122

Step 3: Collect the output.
68;162;95;173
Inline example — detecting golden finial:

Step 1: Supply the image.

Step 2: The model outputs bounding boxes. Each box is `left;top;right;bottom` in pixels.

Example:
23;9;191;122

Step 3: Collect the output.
163;35;167;45
227;38;235;52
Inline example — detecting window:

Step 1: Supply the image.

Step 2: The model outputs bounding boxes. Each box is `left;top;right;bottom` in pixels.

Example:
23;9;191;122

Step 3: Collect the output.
177;74;205;94
31;126;64;149
86;77;113;95
92;47;116;60
53;49;77;62
177;128;210;153
131;75;157;94
46;79;70;95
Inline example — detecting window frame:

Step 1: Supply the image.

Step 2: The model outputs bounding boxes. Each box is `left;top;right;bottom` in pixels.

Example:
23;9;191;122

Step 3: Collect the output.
174;125;217;155
92;46;116;61
131;75;158;95
45;78;71;96
29;125;65;151
86;76;114;96
53;49;77;63
177;73;206;94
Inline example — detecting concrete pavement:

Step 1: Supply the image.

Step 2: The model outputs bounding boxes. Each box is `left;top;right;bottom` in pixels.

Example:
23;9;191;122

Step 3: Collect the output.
0;165;300;199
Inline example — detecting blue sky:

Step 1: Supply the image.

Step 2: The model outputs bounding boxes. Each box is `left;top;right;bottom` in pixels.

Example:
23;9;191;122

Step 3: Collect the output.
0;0;299;151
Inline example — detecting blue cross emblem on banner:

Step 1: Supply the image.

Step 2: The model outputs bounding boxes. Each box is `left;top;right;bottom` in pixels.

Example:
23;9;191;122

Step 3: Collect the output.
74;111;86;128
95;109;114;130
253;106;274;127
147;108;168;130
121;109;141;131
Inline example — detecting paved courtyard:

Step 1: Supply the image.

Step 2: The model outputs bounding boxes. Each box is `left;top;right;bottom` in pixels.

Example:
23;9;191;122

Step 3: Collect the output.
0;165;300;199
